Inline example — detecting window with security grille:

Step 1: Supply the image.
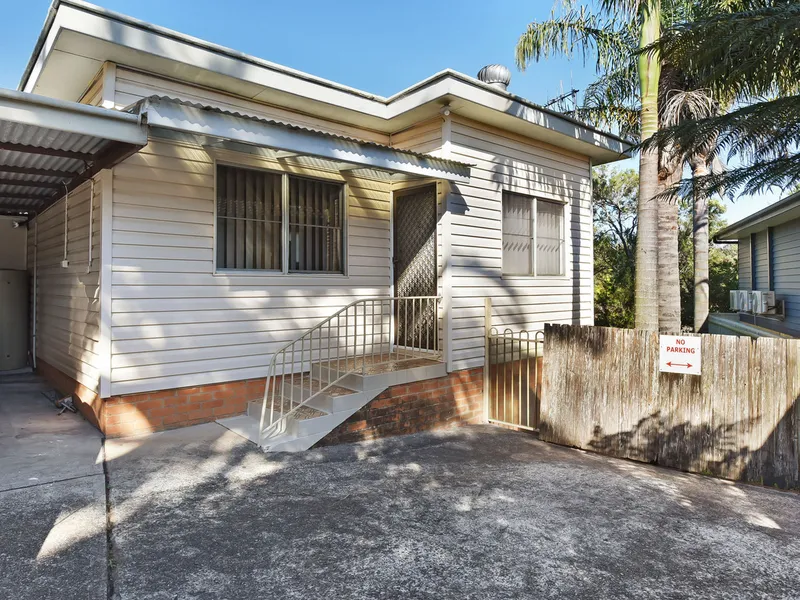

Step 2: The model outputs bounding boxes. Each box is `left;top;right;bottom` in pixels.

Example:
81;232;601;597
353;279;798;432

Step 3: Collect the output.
216;164;344;273
287;175;343;273
502;191;565;277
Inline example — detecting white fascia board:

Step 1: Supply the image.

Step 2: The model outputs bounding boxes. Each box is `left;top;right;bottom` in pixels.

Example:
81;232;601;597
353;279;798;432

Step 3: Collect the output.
714;193;800;240
0;88;147;145
41;4;387;117
143;100;471;183
27;3;629;156
387;77;630;156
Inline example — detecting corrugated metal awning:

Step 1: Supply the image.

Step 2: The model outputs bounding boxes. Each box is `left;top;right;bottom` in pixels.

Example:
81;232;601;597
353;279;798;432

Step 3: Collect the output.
0;89;148;216
135;96;472;183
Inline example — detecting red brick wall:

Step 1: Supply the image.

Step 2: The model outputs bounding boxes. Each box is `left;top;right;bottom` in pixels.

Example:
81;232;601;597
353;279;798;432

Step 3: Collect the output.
318;367;484;446
38;360;485;442
104;379;266;437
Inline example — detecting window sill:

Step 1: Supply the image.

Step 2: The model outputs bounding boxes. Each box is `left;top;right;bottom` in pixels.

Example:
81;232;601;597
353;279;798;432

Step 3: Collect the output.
501;273;571;281
213;269;348;279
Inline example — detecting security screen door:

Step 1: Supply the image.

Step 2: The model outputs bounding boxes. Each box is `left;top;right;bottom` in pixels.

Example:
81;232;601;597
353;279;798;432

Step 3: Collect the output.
393;186;437;350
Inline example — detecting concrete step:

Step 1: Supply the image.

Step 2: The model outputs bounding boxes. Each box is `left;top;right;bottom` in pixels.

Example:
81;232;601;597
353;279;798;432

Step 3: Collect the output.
219;386;382;452
216;415;260;444
217;355;446;453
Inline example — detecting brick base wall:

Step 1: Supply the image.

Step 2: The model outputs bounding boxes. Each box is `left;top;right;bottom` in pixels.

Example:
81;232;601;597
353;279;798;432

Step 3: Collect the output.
318;367;484;446
37;361;485;442
104;379;266;437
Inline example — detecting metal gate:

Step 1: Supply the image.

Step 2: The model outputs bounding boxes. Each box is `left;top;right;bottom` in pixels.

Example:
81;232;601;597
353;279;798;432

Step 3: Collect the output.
394;186;437;349
484;300;544;430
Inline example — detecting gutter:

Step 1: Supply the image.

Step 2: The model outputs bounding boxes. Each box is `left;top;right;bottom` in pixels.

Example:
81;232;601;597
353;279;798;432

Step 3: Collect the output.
18;0;60;92
713;190;800;241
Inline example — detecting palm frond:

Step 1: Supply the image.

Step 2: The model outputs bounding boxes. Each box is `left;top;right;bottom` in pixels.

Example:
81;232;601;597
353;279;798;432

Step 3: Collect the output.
663;154;800;200
650;4;800;100
516;7;635;74
643;95;800;164
581;63;641;136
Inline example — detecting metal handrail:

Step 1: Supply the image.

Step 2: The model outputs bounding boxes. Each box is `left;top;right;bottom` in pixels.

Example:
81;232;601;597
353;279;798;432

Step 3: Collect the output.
258;296;441;447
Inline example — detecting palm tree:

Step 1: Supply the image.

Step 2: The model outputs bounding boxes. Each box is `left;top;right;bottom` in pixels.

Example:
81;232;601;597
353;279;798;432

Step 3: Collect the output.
661;88;725;332
516;0;664;331
641;1;798;330
645;2;800;199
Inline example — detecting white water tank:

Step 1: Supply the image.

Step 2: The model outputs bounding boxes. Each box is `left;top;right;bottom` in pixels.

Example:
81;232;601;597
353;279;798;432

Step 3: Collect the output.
0;269;28;371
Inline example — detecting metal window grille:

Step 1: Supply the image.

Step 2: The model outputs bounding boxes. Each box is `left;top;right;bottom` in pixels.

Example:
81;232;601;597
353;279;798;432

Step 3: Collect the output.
216;165;344;273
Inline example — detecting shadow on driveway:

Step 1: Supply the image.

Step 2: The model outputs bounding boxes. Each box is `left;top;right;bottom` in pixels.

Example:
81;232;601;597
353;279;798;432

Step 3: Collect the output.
104;423;800;599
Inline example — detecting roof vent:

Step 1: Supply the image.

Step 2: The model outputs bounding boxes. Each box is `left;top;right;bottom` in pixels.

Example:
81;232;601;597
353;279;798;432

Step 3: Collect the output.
477;64;511;91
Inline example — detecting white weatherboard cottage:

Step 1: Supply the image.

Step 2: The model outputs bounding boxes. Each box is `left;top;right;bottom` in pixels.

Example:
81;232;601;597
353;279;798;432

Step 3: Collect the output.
0;1;629;449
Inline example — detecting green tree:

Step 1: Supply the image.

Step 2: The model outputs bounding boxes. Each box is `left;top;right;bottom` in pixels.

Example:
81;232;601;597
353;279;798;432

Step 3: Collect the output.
594;166;738;329
593;167;638;327
645;1;797;331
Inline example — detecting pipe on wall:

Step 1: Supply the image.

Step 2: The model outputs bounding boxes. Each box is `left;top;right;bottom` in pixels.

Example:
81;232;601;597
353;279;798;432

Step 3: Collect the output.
86;178;94;273
62;183;69;268
32;215;38;369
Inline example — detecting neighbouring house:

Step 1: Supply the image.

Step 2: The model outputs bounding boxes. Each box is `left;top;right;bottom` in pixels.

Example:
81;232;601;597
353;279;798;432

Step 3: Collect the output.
710;190;800;339
0;0;628;449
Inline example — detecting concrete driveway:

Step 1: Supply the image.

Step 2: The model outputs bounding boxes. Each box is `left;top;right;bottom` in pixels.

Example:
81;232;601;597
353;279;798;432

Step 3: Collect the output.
103;423;800;600
2;376;798;600
0;372;106;600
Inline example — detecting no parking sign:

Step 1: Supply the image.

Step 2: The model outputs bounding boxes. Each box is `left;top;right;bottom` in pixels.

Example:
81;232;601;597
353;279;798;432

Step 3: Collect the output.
659;335;701;375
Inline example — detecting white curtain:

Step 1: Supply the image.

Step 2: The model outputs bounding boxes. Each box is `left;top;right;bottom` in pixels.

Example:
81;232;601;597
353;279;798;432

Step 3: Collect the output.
502;192;532;274
536;199;564;276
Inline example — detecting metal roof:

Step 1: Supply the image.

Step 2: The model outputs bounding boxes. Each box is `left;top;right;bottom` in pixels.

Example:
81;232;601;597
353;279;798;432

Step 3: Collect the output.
0;88;148;216
134;96;473;183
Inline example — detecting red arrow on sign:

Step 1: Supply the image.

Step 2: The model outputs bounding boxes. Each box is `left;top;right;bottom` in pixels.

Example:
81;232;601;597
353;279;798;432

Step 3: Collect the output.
667;361;692;368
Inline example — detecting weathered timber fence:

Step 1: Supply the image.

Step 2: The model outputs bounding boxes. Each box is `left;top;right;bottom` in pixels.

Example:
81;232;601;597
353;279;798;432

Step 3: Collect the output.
540;324;800;489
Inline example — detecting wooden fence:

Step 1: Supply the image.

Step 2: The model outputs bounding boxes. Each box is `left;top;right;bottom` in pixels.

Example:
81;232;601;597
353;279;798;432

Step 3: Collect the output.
540;324;800;489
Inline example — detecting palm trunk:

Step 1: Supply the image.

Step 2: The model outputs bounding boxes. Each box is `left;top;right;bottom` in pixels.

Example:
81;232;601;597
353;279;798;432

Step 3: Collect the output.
634;0;662;330
657;166;682;333
691;157;710;332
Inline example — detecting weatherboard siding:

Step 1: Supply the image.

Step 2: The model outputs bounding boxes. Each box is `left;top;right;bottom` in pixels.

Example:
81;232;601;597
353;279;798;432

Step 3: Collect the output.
103;70;595;390
108;138;393;396
768;219;800;331
753;231;770;290
738;239;751;291
391;119;443;155
27;179;103;394
446;116;593;371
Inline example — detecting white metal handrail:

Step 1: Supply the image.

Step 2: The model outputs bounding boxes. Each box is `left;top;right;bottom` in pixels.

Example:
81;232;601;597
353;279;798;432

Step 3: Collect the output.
258;296;441;447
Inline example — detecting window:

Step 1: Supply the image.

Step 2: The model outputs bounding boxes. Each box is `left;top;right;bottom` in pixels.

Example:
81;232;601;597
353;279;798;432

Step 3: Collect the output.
288;176;344;273
502;191;565;276
216;164;344;273
216;165;282;270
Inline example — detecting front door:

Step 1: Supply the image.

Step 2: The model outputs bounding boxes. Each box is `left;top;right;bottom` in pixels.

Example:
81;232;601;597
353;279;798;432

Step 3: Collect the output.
394;185;437;350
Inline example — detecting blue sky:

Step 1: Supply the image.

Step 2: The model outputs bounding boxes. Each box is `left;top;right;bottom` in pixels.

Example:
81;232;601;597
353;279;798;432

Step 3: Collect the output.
0;0;781;223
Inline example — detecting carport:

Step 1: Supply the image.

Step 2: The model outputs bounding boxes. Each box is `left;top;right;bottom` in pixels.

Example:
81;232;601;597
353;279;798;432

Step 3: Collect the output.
0;88;147;217
0;88;147;371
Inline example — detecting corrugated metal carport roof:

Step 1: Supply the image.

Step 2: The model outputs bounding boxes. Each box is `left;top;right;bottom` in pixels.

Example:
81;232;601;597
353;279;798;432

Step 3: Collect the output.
0;88;148;216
